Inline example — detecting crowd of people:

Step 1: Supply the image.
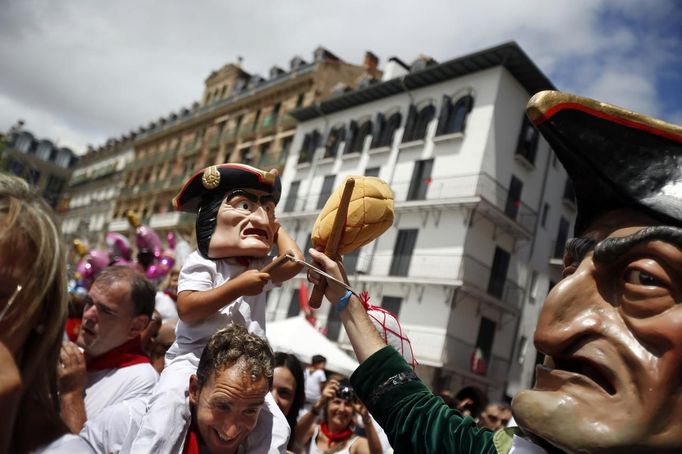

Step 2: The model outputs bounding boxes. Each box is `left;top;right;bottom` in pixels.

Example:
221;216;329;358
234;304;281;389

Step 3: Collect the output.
3;89;682;453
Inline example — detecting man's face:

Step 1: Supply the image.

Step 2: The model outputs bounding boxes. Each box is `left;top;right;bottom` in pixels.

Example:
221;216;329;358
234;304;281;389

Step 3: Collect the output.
479;404;510;431
208;189;278;259
513;210;682;452
76;280;145;357
189;362;268;454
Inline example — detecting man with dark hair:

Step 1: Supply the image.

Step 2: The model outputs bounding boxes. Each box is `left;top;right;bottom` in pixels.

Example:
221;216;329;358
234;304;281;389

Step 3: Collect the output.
59;266;157;434
81;324;276;454
306;91;682;452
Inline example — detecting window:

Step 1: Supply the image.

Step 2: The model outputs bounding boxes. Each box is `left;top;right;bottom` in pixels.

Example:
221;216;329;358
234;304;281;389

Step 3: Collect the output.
371;112;401;149
364;167;380;177
287;290;301;318
295;93;305;108
284;180;300;212
327;302;342;341
317;175;335;209
487;247;510;299
347;120;371;154
403;104;435;142
298;130;320;164
515;115;540;166
553;217;570;259
504;175;523;220
344;248;361;274
407;159;433;201
562;179;576;205
257;142;271;167
252;110;261;131
390;229;418;276
436;94;474;136
528;271;539;304
541;203;550;228
381;296;402;316
473;317;496;375
324;126;345;159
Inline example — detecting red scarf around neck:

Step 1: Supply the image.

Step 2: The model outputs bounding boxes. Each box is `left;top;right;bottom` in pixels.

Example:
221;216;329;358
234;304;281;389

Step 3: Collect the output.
320;422;354;448
86;337;150;371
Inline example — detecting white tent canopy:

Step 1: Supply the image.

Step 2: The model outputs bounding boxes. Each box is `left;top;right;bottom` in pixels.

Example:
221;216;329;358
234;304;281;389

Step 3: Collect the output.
266;316;359;376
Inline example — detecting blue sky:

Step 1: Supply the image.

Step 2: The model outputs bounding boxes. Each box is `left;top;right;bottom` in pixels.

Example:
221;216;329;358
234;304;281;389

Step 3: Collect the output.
0;0;680;152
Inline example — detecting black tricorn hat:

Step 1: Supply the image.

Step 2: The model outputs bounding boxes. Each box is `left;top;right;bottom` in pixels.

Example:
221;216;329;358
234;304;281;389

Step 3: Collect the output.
173;163;282;213
527;90;682;236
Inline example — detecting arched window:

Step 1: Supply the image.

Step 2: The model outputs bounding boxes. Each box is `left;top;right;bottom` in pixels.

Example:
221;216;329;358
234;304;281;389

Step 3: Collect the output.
324;126;346;159
372;112;401;148
436;94;474;136
403;104;436;142
345;119;372;154
298;129;321;164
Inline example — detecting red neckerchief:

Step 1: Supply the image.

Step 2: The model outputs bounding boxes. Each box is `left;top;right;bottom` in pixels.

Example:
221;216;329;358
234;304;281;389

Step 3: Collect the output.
182;417;202;454
65;317;82;342
235;256;250;267
320;422;353;448
86;337;150;371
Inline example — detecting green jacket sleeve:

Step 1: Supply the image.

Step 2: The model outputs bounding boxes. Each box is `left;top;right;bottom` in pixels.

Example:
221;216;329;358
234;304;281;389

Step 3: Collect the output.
351;346;496;454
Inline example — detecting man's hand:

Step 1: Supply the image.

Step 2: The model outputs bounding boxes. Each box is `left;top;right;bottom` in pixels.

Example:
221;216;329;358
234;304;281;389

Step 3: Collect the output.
307;249;347;303
58;341;87;395
231;270;270;296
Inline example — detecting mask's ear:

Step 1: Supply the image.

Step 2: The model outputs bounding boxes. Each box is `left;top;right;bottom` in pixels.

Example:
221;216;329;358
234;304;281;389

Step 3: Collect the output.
189;375;200;406
129;314;150;339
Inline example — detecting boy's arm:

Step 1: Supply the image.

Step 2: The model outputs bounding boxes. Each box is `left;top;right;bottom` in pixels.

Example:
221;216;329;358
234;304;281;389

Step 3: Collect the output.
177;270;270;324
268;225;304;284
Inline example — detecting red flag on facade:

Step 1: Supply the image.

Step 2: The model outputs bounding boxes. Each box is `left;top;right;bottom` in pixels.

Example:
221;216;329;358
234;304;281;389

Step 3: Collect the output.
470;347;488;375
299;281;310;311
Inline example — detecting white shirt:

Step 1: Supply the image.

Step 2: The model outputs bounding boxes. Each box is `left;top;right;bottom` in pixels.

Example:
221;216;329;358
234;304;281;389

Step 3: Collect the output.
154;291;179;321
304;368;327;403
174;251;275;352
81;393;288;454
34;434;94;453
84;363;157;417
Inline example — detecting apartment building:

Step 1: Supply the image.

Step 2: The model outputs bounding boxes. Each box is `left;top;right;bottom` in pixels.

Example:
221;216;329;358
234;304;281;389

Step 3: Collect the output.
108;47;381;237
1;128;77;208
60;137;135;245
267;42;577;400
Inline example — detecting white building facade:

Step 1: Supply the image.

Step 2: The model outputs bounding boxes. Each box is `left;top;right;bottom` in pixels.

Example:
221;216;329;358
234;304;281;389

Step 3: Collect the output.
266;42;576;401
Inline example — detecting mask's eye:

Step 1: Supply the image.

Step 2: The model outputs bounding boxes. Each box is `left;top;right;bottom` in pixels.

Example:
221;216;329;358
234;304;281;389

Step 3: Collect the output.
239;201;251;211
623;269;666;287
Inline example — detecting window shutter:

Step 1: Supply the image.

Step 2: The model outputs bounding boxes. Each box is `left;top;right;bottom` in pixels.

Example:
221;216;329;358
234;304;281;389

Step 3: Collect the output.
402;104;417;143
344;121;358;154
298;133;311;163
371;112;386;149
436;95;452;136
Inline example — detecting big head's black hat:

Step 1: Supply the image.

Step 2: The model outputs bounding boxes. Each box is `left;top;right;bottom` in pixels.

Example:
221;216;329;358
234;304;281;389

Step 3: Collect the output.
527;91;682;236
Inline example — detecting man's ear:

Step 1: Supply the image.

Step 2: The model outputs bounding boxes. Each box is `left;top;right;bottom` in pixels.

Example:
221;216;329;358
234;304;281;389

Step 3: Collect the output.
189;374;200;406
129;314;150;339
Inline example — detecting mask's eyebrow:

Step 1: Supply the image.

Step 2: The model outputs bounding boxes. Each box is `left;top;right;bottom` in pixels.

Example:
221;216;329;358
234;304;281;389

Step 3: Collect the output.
225;189;258;203
593;225;682;264
564;237;597;264
258;195;275;205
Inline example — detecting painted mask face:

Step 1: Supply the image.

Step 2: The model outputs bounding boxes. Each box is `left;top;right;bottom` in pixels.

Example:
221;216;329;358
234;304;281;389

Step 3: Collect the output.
513;210;682;452
208;189;277;258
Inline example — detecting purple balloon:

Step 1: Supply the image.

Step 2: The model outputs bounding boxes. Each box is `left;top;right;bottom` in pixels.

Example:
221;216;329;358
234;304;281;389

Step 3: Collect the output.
145;264;164;280
158;255;175;271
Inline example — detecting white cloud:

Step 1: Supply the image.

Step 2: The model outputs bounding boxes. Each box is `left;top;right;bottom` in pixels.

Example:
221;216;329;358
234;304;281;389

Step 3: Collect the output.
0;0;678;148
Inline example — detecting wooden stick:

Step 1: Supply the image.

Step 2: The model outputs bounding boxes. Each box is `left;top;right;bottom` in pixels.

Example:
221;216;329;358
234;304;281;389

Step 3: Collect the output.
308;178;355;308
260;250;292;274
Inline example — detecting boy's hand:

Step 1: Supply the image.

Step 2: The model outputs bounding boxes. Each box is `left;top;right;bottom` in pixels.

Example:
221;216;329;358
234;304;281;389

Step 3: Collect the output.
232;269;271;296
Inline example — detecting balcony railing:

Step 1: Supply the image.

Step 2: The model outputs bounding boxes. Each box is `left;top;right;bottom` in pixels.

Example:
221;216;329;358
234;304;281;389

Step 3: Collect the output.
282;173;537;232
389;173;537;233
363;252;523;310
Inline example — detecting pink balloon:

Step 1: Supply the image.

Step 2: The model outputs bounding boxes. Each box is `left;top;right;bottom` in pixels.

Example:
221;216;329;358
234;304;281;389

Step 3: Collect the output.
88;250;111;274
145;265;164;280
158;256;175;271
167;232;176;251
106;232;132;261
136;225;163;257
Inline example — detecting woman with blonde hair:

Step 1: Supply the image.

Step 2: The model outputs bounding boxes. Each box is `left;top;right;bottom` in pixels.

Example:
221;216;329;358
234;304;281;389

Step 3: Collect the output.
0;174;91;453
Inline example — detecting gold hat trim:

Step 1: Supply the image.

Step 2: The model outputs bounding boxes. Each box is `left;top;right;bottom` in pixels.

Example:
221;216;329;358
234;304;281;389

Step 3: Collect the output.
202;165;221;190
